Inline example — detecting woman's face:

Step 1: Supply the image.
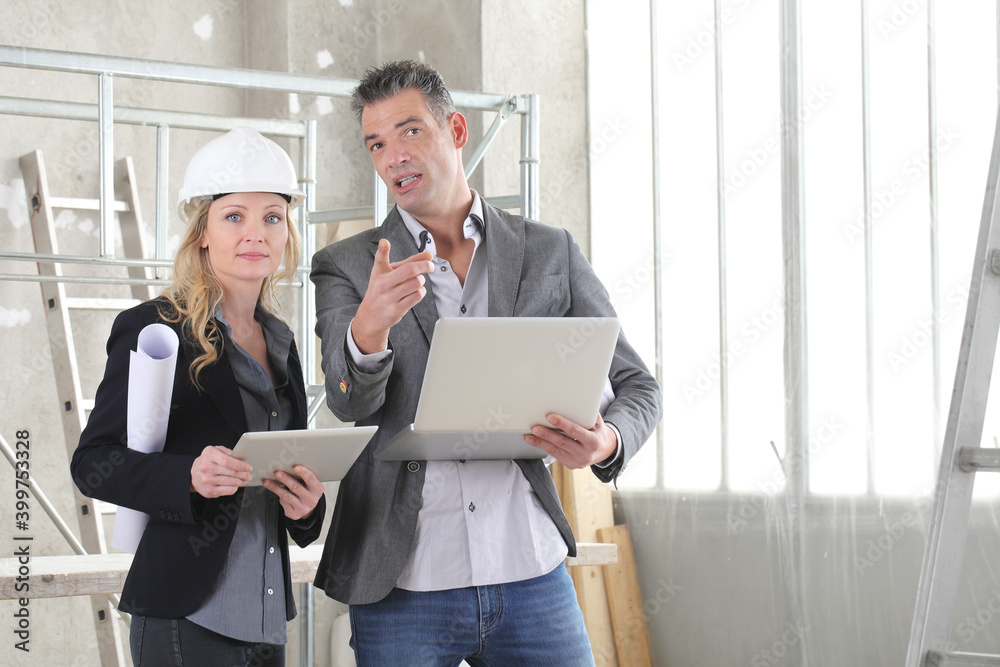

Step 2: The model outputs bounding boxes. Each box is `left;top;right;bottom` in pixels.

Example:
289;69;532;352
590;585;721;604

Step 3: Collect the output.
199;192;289;290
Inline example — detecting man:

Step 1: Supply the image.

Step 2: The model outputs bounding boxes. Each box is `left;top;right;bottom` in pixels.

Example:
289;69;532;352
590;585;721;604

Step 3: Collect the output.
311;60;661;665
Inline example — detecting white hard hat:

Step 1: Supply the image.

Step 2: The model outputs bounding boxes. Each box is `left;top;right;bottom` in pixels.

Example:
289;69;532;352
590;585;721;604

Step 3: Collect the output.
177;127;306;222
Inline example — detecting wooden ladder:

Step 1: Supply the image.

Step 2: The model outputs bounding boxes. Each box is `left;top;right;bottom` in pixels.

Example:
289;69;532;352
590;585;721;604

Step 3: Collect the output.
20;149;153;667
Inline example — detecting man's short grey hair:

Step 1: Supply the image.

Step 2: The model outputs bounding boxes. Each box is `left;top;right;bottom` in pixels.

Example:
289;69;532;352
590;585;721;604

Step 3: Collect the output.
351;60;456;126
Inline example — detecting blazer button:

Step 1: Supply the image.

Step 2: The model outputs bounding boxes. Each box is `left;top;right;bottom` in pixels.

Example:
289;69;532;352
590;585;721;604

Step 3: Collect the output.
407;461;420;473
159;511;166;519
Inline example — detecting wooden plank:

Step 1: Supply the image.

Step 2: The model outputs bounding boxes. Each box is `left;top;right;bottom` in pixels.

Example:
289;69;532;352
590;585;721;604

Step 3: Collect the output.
0;543;615;600
597;524;653;667
114;156;155;301
0;553;132;601
566;542;617;568
550;460;563;506
556;462;619;667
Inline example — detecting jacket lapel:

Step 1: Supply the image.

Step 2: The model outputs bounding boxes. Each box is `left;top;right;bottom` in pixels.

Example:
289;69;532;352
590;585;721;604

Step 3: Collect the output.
198;343;247;436
484;203;525;317
286;339;308;430
376;207;439;345
193;322;307;436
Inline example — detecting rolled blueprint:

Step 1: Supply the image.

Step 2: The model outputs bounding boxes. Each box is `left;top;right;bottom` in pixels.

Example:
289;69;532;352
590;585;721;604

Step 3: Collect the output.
110;322;179;553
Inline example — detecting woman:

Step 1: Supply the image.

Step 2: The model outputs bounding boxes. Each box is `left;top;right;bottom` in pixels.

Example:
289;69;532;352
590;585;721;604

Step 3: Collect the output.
71;127;325;666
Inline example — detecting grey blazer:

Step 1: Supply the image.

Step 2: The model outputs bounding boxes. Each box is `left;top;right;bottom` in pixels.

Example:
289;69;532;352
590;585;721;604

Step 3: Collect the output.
310;202;661;605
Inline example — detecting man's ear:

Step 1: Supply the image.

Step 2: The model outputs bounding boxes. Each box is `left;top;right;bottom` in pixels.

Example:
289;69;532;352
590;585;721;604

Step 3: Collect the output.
450;111;469;150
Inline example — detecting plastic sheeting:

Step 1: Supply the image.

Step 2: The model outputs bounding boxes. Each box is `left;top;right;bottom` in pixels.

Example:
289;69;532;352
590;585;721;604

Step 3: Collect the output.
590;1;1000;665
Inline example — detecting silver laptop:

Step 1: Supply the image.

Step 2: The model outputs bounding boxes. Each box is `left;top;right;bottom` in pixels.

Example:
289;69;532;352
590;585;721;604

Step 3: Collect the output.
375;317;620;461
232;425;377;485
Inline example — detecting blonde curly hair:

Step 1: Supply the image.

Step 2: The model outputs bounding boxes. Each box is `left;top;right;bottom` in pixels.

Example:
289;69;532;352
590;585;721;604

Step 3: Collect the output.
157;197;301;389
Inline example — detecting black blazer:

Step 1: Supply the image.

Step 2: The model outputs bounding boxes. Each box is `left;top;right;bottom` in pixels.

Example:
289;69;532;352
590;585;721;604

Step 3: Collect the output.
71;299;325;619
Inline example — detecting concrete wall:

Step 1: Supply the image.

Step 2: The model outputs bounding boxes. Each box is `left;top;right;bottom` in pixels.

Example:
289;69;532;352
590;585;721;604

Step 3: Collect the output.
482;0;591;252
0;1;590;665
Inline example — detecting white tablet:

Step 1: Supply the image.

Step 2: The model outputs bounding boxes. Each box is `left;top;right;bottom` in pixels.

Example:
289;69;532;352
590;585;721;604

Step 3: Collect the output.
232;425;377;485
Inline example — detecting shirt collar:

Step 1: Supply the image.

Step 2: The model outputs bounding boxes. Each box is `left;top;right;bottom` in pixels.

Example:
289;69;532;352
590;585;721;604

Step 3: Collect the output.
397;190;485;257
214;302;293;346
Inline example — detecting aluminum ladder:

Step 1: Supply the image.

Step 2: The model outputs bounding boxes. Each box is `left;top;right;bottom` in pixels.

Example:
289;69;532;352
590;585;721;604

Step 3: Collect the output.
20;149;153;667
906;109;1000;667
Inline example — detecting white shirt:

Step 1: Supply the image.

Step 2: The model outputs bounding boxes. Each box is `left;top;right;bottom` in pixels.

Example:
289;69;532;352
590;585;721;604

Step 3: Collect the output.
348;193;568;590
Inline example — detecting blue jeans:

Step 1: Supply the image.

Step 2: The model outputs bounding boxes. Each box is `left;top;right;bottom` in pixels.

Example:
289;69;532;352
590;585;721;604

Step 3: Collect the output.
129;615;285;666
348;563;595;666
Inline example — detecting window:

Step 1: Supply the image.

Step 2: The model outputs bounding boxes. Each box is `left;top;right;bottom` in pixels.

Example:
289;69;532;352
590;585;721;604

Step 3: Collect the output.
589;0;999;497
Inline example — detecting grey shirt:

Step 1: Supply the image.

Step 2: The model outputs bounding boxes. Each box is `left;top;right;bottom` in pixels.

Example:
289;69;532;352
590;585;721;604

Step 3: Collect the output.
186;305;295;644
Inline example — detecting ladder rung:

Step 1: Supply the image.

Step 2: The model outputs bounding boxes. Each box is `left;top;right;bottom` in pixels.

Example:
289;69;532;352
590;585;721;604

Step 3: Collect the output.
81;399;95;413
48;196;129;212
927;650;1000;666
96;501;118;516
64;297;141;311
957;447;1000;472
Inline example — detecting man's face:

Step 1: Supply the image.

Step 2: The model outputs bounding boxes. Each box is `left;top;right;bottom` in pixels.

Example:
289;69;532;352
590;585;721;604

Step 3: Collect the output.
361;87;466;220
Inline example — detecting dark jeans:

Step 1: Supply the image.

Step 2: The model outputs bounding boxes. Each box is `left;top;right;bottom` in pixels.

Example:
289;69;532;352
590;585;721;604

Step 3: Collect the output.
129;615;284;667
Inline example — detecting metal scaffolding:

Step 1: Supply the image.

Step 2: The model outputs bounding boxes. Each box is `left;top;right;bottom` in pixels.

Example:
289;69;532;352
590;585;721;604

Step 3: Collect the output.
0;44;540;667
